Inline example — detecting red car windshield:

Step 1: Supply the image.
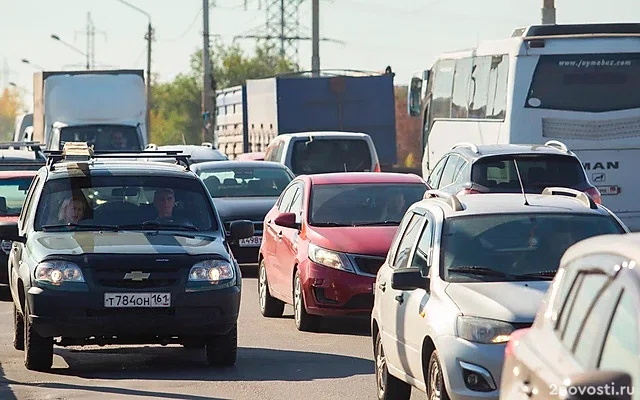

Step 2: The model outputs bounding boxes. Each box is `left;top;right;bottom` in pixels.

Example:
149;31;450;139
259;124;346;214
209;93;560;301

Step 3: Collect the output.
0;177;33;216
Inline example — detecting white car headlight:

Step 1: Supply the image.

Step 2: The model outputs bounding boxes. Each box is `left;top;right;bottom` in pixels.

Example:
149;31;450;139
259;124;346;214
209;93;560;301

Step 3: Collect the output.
35;261;85;285
456;316;515;344
308;243;354;273
189;259;235;283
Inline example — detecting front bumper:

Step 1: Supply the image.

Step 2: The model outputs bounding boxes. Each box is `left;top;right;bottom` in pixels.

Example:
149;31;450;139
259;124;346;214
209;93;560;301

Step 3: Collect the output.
302;260;375;316
436;335;505;400
26;284;241;341
229;243;260;264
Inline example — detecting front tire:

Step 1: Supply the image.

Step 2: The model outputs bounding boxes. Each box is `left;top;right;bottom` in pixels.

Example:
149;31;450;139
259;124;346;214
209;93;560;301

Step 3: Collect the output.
293;270;320;332
427;350;450;400
205;324;238;367
13;303;24;351
374;330;411;400
23;303;53;371
258;260;284;317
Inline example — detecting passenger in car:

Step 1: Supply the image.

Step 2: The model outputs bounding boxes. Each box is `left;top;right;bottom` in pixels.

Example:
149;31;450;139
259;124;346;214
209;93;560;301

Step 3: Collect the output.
58;194;89;224
153;188;176;220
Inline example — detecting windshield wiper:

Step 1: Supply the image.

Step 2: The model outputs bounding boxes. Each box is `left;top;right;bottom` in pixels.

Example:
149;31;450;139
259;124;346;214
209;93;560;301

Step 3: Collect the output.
513;270;557;280
354;220;401;226
447;266;517;279
118;222;199;231
42;223;119;232
311;222;351;227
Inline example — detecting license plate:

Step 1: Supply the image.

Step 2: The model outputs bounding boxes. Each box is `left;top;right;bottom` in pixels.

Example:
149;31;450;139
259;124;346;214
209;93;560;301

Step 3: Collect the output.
596;185;620;195
239;235;262;247
104;292;171;308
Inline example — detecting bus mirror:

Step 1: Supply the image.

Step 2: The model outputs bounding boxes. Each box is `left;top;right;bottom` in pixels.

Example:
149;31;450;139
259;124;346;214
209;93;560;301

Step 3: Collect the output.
408;77;423;117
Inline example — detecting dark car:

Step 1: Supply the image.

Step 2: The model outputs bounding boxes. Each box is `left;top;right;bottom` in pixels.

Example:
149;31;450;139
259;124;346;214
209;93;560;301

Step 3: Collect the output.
145;143;228;165
0;142;254;371
426;141;601;203
190;160;294;264
0;170;38;286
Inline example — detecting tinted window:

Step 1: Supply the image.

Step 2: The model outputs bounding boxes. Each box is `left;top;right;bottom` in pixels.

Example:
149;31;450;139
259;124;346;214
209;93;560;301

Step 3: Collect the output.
599;292;640;382
289;185;304;223
277;184;298;212
0;177;34;216
486;55;509;119
393;213;423;269
438;155;465;188
60;125;141;151
442;214;624;282
199;167;292;197
432;60;455;119
427;156;448;187
573;282;620;366
452;58;473;118
411;219;433;273
309;183;427;226
471;155;586;193
469;56;491;118
526;53;640;112
560;274;608;350
34;176;217;231
290;139;372;175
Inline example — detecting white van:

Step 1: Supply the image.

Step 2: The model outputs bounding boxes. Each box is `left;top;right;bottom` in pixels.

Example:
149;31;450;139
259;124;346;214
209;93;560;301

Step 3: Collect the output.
262;131;381;175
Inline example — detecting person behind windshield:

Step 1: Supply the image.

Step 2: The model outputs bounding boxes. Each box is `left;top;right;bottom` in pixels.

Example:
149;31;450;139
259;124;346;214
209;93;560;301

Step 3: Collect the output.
108;130;128;151
58;194;88;225
153;188;176;221
380;191;407;222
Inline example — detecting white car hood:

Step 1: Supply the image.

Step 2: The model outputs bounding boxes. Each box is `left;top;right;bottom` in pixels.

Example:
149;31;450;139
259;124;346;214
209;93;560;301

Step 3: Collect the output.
445;281;550;323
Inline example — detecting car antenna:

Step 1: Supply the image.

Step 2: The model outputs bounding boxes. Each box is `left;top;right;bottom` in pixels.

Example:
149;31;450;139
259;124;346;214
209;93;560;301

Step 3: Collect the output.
513;159;529;206
343;162;347;172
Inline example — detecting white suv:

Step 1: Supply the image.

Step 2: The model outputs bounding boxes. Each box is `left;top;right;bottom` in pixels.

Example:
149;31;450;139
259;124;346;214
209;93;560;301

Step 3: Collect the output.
263;131;381;175
371;188;628;400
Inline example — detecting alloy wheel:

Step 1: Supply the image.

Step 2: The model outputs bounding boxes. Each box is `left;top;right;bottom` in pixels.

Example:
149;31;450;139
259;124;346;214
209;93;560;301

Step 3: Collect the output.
375;336;387;397
429;357;443;400
259;265;267;311
294;276;301;324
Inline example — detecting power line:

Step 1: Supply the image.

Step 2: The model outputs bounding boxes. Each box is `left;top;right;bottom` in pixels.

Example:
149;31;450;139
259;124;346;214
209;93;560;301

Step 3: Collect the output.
156;7;203;42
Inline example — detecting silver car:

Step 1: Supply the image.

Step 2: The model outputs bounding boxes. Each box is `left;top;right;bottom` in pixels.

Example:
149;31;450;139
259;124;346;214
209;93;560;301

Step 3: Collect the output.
500;232;639;400
371;188;628;400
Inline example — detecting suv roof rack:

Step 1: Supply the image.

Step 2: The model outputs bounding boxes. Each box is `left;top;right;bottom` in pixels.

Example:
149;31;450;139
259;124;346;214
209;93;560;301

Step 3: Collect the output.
145;143;158;150
541;187;598;209
451;142;480;154
543;140;570;154
423;189;465;211
45;142;191;170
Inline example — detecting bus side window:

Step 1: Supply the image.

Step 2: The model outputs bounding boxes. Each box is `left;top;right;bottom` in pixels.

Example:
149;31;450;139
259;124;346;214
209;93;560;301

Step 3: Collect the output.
487;55;509;120
431;59;456;122
468;56;491;119
452;57;473;119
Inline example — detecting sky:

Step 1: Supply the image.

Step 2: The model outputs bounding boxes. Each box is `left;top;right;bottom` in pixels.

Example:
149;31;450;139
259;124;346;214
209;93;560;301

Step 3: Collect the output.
1;0;639;111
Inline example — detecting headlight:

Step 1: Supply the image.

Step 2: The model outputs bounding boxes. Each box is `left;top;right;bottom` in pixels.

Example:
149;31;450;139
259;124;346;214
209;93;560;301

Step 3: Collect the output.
189;259;235;284
35;261;85;285
456;316;515;344
308;243;354;273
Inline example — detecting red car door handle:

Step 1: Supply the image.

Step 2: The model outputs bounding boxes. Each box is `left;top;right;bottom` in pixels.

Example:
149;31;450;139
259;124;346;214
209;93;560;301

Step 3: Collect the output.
277;231;283;238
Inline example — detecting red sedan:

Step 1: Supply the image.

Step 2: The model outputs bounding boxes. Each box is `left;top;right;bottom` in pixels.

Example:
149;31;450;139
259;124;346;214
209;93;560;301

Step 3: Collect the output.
257;172;428;331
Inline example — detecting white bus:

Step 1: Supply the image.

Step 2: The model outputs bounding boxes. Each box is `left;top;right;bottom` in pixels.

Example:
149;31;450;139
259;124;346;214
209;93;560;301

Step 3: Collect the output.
408;23;640;230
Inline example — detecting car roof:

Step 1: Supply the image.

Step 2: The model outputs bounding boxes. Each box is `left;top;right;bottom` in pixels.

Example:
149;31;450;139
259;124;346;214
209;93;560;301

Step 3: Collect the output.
417;192;613;218
450;143;576;160
0;170;38;179
155;145;227;160
278;131;371;139
307;172;425;185
47;160;197;179
191;160;289;171
561;233;640;277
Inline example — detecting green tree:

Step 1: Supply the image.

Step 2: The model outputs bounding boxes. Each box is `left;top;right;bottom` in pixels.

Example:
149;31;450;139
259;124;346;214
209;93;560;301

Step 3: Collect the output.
0;88;24;141
149;42;297;145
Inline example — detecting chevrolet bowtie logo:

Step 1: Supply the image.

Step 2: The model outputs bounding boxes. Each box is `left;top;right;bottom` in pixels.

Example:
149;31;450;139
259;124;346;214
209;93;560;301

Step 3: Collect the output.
123;271;150;281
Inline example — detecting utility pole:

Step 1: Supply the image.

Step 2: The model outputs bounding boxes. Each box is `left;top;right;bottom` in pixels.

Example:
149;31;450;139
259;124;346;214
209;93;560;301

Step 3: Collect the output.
311;0;320;76
542;0;556;24
76;12;106;69
145;23;153;139
202;0;214;144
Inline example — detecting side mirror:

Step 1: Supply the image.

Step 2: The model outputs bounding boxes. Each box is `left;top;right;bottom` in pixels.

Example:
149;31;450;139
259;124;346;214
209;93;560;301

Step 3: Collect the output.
391;267;430;291
0;221;25;243
408;77;423;117
229;220;254;241
566;370;633;400
274;212;300;230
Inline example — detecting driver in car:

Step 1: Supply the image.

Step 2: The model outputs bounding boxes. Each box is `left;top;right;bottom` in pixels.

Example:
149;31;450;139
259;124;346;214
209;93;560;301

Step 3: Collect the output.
153;188;177;220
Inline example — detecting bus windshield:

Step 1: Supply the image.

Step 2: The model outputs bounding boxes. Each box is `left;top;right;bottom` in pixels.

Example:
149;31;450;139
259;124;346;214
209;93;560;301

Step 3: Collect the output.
525;53;640;112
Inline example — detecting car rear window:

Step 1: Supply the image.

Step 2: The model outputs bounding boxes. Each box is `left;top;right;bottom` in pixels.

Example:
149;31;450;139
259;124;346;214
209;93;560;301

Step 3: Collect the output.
471;155;587;193
290;138;373;175
441;213;625;283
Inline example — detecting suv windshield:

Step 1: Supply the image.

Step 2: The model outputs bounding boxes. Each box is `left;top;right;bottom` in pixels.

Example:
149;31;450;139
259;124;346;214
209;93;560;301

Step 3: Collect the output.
472;155;587;193
199;167;292;197
59;124;142;151
34;176;217;231
442;213;624;282
309;183;427;226
290;139;373;175
0;177;33;216
526;53;640;112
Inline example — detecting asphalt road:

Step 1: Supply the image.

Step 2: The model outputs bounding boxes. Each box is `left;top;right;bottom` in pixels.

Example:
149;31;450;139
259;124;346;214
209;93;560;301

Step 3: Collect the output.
0;267;419;400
